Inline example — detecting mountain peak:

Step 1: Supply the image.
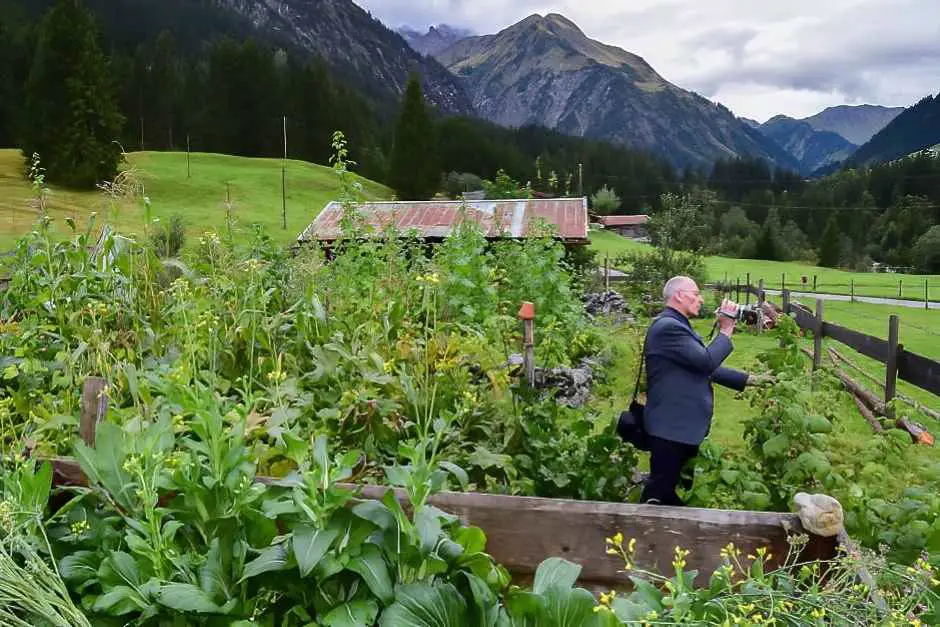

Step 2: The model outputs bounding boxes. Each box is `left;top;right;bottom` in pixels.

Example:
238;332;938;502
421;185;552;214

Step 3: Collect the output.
802;104;905;145
398;22;474;57
436;13;795;170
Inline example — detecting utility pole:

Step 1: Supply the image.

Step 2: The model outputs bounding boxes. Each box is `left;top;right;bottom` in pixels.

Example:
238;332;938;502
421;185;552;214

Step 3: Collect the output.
578;162;583;198
186;135;191;179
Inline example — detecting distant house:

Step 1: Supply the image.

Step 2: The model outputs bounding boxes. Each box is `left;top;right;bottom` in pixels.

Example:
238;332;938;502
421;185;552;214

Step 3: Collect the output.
598;215;650;239
297;197;589;249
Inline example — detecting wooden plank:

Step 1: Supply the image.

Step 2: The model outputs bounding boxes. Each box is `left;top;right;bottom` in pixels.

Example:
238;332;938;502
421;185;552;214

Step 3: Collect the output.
45;458;835;588
792;304;815;331
821;321;890;363
79;377;108;447
898;350;940;397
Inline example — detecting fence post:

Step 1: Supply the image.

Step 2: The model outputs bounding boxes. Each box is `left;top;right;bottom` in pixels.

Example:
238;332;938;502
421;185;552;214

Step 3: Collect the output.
757;279;765;334
782;289;791;314
851;279;855;303
746;273;751;306
885;315;899;419
898;280;903;300
781;272;785;292
604;254;610;292
813;275;817;292
80;377;109;447
735;278;740;303
927;280;930;311
813;299;824;371
518;302;536;387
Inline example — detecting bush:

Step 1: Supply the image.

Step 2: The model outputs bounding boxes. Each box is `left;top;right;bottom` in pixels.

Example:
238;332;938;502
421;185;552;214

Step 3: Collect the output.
150;214;187;258
590;185;621;214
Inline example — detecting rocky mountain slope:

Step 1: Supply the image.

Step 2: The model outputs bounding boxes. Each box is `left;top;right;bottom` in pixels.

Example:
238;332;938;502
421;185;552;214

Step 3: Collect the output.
214;0;473;115
434;13;795;170
399;24;473;57
849;94;940;165
758;116;857;175
6;0;474;116
803;104;904;146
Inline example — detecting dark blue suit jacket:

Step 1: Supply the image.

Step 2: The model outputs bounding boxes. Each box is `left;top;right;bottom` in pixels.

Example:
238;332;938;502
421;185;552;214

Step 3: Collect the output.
643;307;749;445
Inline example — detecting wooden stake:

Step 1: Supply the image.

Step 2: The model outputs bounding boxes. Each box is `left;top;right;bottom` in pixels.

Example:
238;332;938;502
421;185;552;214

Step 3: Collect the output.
885;315;899;418
604;254;610;292
282;116;288;230
813;299;824;371
79;377;109;448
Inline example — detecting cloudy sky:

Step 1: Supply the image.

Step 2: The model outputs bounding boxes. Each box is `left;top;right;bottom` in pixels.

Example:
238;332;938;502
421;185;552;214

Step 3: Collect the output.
354;0;940;122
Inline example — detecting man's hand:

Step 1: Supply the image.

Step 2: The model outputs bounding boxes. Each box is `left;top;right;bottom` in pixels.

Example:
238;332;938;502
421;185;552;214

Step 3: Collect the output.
717;299;737;337
747;373;777;387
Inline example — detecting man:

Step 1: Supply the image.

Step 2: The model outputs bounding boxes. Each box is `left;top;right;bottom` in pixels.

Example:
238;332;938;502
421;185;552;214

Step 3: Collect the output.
640;276;768;506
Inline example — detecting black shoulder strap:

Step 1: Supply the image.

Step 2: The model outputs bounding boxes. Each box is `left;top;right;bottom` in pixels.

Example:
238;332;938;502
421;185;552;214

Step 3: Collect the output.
632;316;661;402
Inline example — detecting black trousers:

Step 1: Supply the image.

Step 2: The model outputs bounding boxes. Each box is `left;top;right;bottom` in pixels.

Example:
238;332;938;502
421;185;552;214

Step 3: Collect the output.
640;435;700;506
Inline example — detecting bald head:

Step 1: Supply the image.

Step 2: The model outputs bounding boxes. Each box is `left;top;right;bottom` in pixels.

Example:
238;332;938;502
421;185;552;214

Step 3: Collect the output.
663;276;703;318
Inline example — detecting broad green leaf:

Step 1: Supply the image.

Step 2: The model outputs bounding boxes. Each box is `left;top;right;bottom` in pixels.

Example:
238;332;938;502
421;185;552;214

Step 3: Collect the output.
544;586;598;627
21;461;53;515
454;526;487;555
352;500;395;530
415;507;442;555
156;583;222;614
761;434;789;458
240;543;289;581
200;538;229;599
533;557;581;595
378;583;468;627
59;551;99;582
439;461;468;490
322;599;380;627
110;551;141;586
74;422;134;510
805;415;833;434
92;585;147;615
628;577;664;612
293;525;339;577
348;544;394;604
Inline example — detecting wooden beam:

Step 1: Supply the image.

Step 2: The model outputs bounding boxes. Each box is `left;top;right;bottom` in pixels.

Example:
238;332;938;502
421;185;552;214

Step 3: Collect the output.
898;349;940;398
79;377;108;447
853;393;884;433
821;322;890;363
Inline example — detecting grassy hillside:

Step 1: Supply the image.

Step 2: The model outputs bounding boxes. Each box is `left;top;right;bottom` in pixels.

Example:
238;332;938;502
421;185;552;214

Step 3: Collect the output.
0;149;392;251
591;229;940;301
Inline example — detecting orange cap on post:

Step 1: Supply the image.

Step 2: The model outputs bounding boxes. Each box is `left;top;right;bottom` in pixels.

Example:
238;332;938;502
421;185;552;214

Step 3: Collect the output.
517;301;535;320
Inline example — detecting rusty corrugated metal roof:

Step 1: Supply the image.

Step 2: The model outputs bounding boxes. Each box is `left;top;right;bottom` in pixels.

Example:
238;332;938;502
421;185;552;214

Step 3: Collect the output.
297;198;589;244
599;215;650;227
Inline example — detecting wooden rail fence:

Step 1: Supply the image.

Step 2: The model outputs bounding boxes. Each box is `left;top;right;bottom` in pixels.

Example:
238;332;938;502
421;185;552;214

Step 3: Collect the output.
712;283;940;406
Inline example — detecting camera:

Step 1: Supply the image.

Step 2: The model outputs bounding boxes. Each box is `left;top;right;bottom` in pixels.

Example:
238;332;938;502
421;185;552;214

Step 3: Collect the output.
718;302;760;325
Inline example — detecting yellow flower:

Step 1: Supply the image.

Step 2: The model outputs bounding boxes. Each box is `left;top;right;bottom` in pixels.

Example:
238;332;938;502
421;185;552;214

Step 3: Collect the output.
628;537;637;553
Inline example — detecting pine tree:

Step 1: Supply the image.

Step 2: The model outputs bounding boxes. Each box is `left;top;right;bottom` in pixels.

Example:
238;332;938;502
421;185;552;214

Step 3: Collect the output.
22;0;124;188
818;215;841;268
389;72;439;200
